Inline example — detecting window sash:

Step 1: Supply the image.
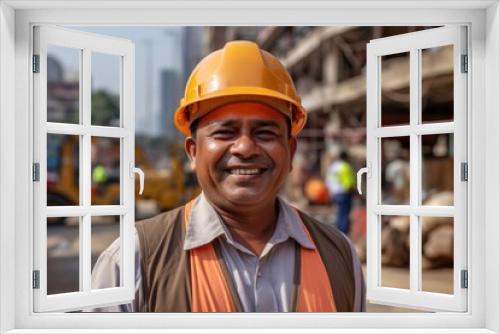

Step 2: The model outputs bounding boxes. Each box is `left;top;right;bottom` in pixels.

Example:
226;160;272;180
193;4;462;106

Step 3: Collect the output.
32;25;136;312
366;26;468;312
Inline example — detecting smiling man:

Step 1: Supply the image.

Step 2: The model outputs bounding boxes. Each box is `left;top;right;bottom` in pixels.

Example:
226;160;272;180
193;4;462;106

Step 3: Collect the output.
91;41;365;312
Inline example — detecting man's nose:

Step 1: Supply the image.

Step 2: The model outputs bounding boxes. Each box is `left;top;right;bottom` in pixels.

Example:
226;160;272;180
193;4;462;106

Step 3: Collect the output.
230;134;260;158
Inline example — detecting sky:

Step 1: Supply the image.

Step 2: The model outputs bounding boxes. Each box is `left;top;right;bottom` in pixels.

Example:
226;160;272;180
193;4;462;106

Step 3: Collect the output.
52;26;188;136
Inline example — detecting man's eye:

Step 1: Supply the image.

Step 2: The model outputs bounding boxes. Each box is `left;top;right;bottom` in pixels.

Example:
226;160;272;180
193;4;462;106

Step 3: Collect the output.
256;130;278;139
212;130;235;138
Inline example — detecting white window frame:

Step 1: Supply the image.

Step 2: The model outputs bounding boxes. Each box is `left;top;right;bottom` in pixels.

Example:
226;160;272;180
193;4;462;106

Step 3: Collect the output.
365;26;468;312
32;26;136;312
0;1;499;333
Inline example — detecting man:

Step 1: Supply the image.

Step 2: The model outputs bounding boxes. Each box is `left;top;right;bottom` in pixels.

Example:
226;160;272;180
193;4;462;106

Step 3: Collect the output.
326;150;356;234
91;41;365;312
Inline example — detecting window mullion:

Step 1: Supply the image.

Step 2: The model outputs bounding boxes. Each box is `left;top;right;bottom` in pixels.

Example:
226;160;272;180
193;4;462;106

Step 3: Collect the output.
409;214;420;292
80;48;92;294
409;48;421;293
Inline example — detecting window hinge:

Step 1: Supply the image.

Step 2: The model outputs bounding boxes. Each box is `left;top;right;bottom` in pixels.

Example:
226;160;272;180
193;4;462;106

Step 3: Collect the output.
32;270;40;289
461;270;468;289
33;163;40;182
461;162;468;182
461;54;468;73
32;55;40;73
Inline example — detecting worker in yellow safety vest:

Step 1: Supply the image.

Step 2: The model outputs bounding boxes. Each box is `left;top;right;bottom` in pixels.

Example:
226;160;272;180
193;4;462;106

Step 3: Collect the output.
326;150;356;234
91;40;365;312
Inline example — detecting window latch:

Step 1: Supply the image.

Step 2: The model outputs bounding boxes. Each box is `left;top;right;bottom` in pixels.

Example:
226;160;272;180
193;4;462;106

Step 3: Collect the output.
130;162;144;195
356;162;371;195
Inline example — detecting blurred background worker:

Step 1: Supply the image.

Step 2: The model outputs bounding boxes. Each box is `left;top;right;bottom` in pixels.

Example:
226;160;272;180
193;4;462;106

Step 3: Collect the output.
326;150;356;234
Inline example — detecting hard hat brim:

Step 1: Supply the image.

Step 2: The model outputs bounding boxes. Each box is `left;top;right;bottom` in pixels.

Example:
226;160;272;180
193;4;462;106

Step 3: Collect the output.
174;86;307;136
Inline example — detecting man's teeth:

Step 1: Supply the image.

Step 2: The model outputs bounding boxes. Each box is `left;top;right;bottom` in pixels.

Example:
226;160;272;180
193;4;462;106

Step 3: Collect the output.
230;168;261;175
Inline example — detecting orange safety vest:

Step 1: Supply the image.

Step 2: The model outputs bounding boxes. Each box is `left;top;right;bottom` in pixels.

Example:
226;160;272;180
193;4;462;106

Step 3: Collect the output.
185;200;337;312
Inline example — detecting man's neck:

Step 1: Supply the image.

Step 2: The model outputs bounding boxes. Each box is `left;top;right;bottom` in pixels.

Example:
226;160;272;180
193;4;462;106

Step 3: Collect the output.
207;197;279;256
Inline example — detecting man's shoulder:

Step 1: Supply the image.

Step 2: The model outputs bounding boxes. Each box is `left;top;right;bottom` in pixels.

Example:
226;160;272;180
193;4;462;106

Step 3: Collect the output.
296;209;338;236
135;205;185;259
136;205;184;230
296;209;353;257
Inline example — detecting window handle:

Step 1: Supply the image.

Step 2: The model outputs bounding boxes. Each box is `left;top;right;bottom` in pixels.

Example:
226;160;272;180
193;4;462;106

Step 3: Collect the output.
357;163;371;195
130;162;145;195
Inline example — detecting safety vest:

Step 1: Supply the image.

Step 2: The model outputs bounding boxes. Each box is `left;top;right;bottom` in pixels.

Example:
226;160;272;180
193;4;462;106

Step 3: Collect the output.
327;160;356;195
185;200;336;312
136;202;356;312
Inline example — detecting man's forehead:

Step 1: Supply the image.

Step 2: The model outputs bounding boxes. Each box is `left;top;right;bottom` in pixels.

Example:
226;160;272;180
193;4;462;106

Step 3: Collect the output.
198;103;289;128
210;118;281;127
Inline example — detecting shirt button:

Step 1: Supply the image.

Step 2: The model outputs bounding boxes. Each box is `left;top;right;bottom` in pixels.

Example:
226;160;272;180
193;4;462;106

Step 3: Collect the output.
257;271;262;277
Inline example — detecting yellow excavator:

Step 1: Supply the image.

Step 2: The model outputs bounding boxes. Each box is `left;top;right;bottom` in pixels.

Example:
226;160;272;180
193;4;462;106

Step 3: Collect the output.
47;136;200;223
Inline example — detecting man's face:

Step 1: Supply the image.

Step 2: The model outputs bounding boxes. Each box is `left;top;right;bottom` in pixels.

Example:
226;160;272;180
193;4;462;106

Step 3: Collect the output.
185;102;297;210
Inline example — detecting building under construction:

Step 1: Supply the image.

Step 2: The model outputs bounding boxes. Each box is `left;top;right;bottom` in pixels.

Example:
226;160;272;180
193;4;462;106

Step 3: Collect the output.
203;27;455;277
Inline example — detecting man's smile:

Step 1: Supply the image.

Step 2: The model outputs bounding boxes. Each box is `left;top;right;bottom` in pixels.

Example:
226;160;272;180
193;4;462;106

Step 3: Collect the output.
223;165;270;179
228;168;263;175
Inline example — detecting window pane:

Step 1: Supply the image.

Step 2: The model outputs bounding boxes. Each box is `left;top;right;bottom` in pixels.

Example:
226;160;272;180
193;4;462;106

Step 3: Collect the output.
421;216;454;294
91;216;121;289
422;134;454;205
380;52;410;127
421;45;454;124
381;215;410;289
381;136;410;205
47;134;80;206
47;45;80;124
91;137;121;205
47;217;80;294
91;52;121;127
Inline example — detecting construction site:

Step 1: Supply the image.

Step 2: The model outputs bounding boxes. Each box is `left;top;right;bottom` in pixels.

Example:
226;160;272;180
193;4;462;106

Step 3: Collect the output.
204;26;455;311
45;26;455;313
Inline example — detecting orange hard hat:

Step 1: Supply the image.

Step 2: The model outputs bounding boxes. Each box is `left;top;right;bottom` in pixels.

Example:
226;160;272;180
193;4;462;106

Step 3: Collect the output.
174;40;307;136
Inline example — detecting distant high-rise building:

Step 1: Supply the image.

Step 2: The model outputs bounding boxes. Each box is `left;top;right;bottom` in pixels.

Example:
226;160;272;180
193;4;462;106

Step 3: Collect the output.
47;55;63;83
160;69;181;139
181;27;204;85
152;27;204;139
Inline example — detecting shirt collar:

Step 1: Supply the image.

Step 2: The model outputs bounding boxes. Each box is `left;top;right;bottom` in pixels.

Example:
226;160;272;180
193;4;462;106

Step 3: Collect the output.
183;193;226;250
183;193;315;251
276;197;315;250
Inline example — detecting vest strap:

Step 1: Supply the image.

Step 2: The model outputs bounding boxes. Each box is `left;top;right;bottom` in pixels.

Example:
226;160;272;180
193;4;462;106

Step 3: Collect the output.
295;209;337;312
185;200;237;312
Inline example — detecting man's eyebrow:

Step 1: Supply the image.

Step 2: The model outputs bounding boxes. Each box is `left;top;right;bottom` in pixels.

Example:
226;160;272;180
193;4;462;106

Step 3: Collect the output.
208;119;280;128
208;119;239;127
254;120;280;128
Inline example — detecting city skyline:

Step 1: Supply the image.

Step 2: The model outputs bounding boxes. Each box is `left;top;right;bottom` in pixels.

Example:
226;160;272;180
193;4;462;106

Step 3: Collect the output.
51;26;204;137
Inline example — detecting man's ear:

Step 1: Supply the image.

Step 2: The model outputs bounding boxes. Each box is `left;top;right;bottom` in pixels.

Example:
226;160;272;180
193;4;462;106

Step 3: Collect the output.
289;136;297;172
184;136;197;171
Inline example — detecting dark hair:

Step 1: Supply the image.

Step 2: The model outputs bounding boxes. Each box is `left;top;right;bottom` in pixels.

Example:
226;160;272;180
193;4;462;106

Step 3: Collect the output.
340;150;349;160
189;118;201;139
188;114;292;139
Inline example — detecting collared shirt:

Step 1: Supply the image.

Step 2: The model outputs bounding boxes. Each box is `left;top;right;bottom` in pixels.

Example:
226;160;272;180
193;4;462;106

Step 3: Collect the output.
90;193;365;312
